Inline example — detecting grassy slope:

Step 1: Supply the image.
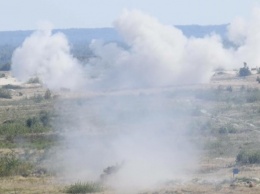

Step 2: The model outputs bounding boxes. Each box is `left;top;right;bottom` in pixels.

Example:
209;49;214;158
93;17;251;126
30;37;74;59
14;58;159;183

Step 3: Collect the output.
1;72;260;193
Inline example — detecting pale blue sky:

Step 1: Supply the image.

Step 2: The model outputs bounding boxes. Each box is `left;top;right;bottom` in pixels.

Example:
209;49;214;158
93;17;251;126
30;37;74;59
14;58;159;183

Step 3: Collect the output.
0;0;258;31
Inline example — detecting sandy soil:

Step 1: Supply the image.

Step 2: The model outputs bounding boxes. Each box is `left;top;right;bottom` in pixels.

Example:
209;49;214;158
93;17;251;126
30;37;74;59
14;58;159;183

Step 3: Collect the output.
0;72;22;86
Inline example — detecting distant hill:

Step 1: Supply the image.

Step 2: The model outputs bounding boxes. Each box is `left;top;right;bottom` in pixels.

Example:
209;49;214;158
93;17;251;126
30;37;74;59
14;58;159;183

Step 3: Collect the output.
176;24;228;38
0;28;122;47
0;24;228;47
0;25;229;69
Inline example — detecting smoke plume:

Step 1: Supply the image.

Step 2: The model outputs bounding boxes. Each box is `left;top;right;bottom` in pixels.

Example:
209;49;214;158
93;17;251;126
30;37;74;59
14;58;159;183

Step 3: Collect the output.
11;26;85;90
10;7;260;193
88;10;231;89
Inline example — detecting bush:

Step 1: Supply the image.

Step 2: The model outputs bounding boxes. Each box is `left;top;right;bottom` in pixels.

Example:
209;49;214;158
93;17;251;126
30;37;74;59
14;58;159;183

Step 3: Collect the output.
0;121;49;136
239;62;251;77
26;111;52;128
27;77;41;84
65;182;104;193
0;88;11;99
218;125;237;134
26;117;38;128
31;94;44;103
240;85;246;91
257;68;260;74
2;84;21;89
0;152;32;176
236;149;260;164
246;90;260;103
44;89;52;100
257;76;260;83
39;110;51;127
226;86;233;92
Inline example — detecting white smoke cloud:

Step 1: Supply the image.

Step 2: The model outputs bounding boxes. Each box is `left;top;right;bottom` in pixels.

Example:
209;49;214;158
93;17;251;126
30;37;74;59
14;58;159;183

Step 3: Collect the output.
11;8;260;91
227;17;247;45
56;95;198;193
86;8;260;90
88;10;232;89
228;7;260;67
11;27;85;90
10;7;260;193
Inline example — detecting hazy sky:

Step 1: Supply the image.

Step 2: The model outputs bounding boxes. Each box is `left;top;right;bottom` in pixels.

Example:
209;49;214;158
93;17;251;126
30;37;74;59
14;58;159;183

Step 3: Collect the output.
0;0;258;31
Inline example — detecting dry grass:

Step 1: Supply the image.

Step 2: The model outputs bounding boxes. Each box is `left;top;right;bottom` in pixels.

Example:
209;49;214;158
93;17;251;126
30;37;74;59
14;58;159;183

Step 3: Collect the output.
0;176;63;194
0;71;260;193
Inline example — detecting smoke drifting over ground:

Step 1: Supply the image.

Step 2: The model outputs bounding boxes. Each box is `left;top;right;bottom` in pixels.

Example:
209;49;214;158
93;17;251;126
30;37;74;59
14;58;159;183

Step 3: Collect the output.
12;9;260;89
10;8;260;193
56;94;197;192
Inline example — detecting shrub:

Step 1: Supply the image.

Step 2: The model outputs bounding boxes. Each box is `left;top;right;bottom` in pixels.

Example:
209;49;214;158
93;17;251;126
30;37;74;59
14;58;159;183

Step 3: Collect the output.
0;152;33;176
31;94;44;103
1;121;46;136
226;86;233;92
39;110;51;127
240;85;246;91
239;62;251;77
26;111;52;128
44;89;52;100
27;77;41;84
218;126;237;134
257;76;260;83
0;88;11;99
246;90;260;103
257;68;260;74
65;182;104;193
236;149;260;164
2;84;21;89
26;117;38;128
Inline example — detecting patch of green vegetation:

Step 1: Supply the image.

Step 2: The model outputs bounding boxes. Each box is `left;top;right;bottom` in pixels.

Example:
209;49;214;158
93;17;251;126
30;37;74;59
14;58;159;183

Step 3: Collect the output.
44;89;52;100
245;89;260;103
0;121;50;136
0;152;33;177
0;88;11;99
27;77;41;84
2;84;22;89
39;110;52;127
26;111;52;128
236;149;260;164
194;86;260;105
239;62;251;77
23;134;59;150
218;124;238;134
0;110;55;149
31;94;44;103
65;182;104;194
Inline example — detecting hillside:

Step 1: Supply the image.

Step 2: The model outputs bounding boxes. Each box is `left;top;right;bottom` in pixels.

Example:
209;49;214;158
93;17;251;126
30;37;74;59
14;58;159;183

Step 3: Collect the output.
1;71;260;193
0;24;229;69
0;25;228;46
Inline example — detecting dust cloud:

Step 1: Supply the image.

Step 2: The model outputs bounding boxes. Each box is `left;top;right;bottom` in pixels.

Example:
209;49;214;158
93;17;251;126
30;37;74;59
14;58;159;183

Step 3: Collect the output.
10;7;260;193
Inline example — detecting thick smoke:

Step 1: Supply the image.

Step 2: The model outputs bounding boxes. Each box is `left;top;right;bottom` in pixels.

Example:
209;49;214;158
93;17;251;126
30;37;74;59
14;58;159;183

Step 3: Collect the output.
227;7;260;67
10;8;260;193
11;26;85;90
56;95;197;192
88;10;231;89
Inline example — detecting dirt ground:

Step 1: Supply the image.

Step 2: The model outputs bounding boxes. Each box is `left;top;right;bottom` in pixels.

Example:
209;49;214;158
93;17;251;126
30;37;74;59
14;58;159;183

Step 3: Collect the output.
1;71;260;193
